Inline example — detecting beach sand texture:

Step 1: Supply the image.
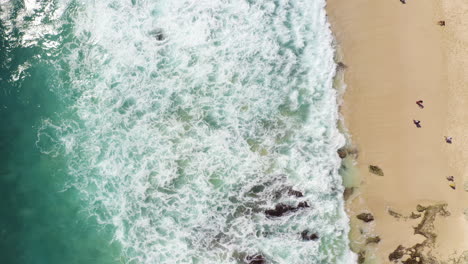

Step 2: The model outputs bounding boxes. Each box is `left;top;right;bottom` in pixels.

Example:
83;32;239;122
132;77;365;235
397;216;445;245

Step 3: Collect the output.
327;0;468;262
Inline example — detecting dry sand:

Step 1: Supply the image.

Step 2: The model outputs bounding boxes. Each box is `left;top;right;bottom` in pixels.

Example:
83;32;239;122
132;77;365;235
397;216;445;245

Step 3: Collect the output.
326;0;468;262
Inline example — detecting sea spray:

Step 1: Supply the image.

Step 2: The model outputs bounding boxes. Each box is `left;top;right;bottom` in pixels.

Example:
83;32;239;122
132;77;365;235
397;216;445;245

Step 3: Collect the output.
33;0;356;263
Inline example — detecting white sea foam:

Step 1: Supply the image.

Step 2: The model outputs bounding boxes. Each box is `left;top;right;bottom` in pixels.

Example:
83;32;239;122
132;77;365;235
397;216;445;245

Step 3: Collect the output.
36;0;356;263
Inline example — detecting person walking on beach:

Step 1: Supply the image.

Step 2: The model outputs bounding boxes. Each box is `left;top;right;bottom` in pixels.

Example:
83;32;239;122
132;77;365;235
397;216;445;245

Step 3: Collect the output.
416;100;424;108
413;120;421;128
445;136;452;144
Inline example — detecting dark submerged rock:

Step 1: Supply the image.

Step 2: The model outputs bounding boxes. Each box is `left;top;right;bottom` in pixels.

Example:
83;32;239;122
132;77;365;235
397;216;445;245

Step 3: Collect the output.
301;230;319;241
149;28;166;41
337;147;359;159
337;62;348;70
265;204;292;217
369;165;384;176
356;212;374;223
249;185;265;195
337;148;347;159
287;188;304;197
155;33;165;41
246;254;266;264
264;202;309;217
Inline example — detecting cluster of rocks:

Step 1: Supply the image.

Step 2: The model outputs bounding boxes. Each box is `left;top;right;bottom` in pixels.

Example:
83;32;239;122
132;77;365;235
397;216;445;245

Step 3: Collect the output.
355;212;380;263
389;244;431;264
240;183;320;264
388;204;450;263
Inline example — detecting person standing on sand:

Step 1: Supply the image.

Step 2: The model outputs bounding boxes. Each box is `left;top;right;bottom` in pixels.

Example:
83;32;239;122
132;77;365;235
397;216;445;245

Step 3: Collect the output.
416;100;424;108
413;120;421;128
445;136;452;143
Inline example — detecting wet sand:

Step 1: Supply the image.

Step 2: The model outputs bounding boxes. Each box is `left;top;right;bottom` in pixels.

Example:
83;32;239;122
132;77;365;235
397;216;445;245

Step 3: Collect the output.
327;0;468;262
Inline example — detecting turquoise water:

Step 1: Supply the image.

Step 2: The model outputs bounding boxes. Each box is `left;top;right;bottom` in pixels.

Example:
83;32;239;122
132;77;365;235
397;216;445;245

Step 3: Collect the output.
0;2;121;264
1;1;355;263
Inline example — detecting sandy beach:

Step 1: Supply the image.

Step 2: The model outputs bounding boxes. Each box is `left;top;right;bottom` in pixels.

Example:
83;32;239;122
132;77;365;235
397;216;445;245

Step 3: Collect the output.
327;0;468;262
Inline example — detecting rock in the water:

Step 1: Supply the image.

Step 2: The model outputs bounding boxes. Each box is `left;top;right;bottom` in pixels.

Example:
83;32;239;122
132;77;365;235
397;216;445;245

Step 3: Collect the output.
356;212;374;223
265;204;292;217
149;28;166;41
337;62;348;70
246;254;266;264
301;230;319;241
250;185;265;194
389;245;406;262
265;202;309;217
337;148;347;159
369;165;384;176
366;236;381;244
287;188;304;197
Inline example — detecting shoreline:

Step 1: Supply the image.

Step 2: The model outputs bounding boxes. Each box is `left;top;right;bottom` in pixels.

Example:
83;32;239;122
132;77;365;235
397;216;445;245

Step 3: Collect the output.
327;0;468;262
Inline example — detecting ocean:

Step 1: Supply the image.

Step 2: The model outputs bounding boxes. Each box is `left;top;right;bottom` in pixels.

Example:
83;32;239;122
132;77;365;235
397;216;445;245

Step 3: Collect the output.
0;1;355;263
